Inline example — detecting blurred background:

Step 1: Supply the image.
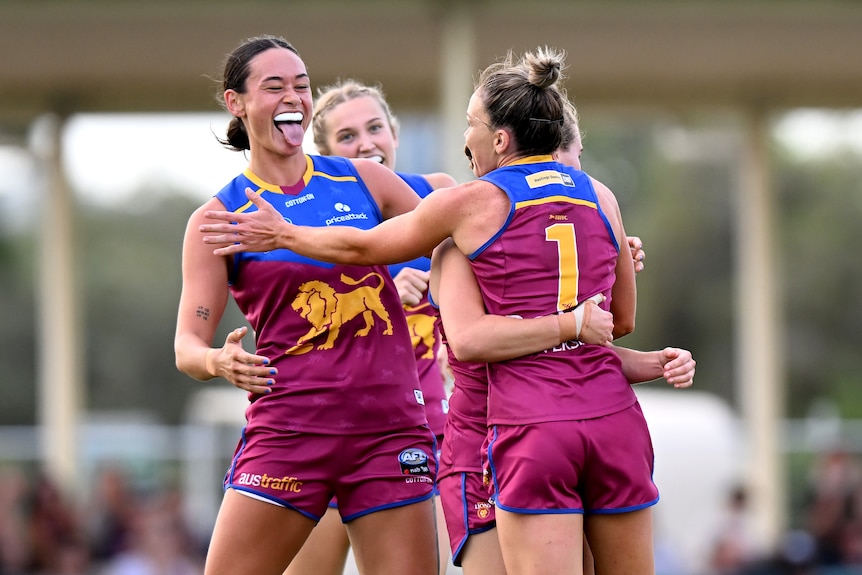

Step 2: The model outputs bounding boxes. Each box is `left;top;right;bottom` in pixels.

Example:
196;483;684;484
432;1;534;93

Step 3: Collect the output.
1;0;861;573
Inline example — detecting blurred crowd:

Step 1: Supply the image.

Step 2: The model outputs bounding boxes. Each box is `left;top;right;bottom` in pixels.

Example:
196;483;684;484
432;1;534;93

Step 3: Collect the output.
0;465;206;575
708;448;862;575
5;448;862;575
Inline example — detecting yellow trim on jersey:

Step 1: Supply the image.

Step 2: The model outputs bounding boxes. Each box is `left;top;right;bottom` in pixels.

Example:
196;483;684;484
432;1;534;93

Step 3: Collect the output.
508;155;554;166
235;158;315;212
313;172;358;182
312;169;358;183
234;156;357;212
515;196;597;210
243;169;283;194
241;156;319;192
235;172;267;213
303;155;315;185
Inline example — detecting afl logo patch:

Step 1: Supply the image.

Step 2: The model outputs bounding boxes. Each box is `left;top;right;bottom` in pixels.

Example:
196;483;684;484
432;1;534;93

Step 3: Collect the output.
399;448;428;465
399;448;430;476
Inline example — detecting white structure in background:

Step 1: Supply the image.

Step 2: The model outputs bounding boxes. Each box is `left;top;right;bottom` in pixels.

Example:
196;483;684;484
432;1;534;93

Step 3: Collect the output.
636;387;746;574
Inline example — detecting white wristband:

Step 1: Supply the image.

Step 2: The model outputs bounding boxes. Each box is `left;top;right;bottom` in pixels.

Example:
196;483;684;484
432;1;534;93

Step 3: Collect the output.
573;305;586;339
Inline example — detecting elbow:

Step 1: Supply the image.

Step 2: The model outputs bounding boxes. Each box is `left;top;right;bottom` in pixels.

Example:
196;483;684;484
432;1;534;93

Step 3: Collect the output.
338;244;385;266
175;353;193;378
174;344;184;373
174;344;203;381
612;318;635;340
174;340;188;375
448;338;487;363
175;355;189;376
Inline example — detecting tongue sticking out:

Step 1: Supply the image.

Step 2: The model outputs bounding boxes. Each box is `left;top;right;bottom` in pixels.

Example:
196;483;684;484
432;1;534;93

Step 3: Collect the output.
274;112;305;146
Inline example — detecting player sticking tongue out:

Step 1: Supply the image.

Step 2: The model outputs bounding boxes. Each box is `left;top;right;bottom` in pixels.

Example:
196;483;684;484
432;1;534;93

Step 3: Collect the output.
274;112;305;146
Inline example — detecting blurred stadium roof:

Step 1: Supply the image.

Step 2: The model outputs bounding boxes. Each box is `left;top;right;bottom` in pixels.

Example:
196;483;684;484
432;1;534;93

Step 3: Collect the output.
2;0;861;128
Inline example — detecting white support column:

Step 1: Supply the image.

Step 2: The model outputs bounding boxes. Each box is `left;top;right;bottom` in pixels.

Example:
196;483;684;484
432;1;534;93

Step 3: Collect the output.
735;110;785;549
30;114;82;493
438;2;476;184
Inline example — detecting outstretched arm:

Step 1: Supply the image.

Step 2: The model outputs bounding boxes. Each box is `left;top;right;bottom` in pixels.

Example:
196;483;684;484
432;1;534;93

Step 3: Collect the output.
200;187;451;265
199;173;509;268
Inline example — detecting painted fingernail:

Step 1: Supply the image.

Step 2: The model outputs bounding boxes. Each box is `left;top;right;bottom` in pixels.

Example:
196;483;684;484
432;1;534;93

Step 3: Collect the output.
269;369;277;376
267;379;274;385
262;358;270;365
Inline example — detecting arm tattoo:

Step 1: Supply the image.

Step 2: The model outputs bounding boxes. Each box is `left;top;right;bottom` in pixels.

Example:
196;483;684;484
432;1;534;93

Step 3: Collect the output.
196;306;211;321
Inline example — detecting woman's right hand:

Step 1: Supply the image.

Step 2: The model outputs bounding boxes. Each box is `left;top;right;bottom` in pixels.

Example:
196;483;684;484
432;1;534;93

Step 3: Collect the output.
577;297;614;346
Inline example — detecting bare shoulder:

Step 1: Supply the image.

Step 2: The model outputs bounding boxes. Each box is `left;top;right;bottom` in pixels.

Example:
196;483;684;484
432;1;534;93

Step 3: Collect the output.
422;171;458;190
183;197;232;274
351;158;421;217
588;175;624;221
464;178;509;210
587;175;626;242
588;176;619;209
188;196;227;227
424;178;500;210
427;179;509;254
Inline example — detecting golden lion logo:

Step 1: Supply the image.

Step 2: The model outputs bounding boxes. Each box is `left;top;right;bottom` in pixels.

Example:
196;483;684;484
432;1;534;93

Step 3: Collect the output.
286;272;394;355
404;303;437;360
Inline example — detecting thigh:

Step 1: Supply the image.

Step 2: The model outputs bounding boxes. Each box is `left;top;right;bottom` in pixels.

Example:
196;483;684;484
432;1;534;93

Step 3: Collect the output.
205;489;316;575
284;506;350;575
460;528;507;575
583;535;595;575
433;495;451;575
347;499;438;575
584;507;655;575
495;508;584;575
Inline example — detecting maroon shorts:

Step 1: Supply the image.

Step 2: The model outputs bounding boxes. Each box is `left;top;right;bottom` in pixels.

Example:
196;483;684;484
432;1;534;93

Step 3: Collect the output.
225;424;437;521
487;403;659;514
438;471;496;566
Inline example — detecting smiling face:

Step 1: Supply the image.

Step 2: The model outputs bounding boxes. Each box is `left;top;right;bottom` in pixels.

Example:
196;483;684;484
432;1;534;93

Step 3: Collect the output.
320;95;398;169
224;47;313;158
